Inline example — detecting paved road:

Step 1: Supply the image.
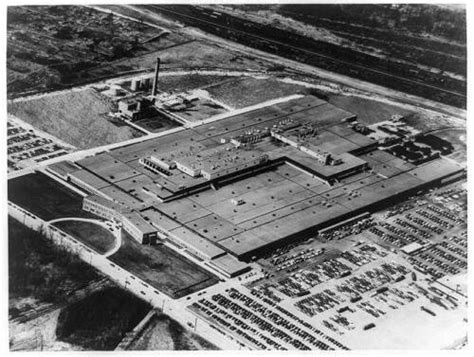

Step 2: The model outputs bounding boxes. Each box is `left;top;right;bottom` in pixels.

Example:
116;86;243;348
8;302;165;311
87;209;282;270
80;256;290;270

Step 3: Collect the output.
7;93;302;180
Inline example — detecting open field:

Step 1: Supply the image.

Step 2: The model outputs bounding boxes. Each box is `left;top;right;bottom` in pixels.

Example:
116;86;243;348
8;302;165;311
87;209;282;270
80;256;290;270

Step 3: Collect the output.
8;172;95;221
8;89;143;149
431;128;466;164
127;39;271;71
149;5;466;108
431;128;466;151
172;98;227;122
56;286;151;350
206;77;306;108
118;74;238;94
8;217;100;318
7;5;188;96
327;94;414;125
53;220;116;255
109;232;218;299
403;112;464;132
157;74;238;92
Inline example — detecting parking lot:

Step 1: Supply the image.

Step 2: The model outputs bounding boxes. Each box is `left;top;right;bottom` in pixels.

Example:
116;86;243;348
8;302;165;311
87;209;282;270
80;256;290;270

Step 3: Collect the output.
7;118;71;171
231;180;467;349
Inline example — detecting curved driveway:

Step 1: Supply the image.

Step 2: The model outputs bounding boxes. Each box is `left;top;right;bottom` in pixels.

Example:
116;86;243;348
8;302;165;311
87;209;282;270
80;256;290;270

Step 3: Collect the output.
47;217;122;257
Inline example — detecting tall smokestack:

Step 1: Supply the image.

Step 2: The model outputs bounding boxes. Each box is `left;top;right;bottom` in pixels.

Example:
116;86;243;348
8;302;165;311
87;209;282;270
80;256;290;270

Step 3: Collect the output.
152;57;160;96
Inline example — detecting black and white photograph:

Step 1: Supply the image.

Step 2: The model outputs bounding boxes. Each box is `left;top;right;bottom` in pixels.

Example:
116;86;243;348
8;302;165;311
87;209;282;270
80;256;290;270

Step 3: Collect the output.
4;1;469;353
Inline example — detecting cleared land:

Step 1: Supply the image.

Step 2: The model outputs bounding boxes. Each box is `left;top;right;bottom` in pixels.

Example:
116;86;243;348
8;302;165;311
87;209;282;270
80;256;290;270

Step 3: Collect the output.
327;94;413;125
206;77;306;108
151;5;465;107
8;89;143;149
56;286;151;350
53;220;116;255
432;128;466;164
7;5;187;96
172;98;227;122
114;39;271;72
8;172;96;221
8;217;100;318
157;74;237;92
109;232;218;299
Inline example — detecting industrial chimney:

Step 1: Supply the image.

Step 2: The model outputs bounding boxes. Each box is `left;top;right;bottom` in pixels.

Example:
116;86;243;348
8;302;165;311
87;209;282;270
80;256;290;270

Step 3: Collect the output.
152;57;160;96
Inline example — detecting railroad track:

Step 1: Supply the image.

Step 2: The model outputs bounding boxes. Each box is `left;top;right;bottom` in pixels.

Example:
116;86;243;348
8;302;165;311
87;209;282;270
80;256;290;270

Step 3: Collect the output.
151;5;466;101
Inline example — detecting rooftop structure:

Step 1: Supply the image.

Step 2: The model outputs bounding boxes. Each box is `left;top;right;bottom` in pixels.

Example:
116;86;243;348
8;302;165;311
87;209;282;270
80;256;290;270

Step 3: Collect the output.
48;95;464;261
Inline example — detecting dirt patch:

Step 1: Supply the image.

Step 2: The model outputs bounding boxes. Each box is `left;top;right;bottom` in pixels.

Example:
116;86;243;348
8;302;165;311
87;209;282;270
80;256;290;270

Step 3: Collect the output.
206;76;306;109
327;94;413;125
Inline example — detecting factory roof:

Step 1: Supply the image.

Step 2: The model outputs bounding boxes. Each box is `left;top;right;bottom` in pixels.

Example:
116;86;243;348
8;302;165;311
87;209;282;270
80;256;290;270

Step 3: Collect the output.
169;226;225;260
140;207;182;231
65;96;465;260
175;146;267;176
407;158;463;182
208;253;250;276
123;211;157;235
46;160;81;178
83;194;129;214
286;149;367;179
69;169;110;189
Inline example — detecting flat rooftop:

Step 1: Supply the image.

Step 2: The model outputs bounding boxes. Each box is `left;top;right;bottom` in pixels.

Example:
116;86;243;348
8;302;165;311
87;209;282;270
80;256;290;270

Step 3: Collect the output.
49;96;464;260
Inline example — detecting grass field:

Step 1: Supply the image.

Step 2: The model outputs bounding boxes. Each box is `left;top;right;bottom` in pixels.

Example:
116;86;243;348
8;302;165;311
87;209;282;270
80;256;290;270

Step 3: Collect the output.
327;94;414;125
8;89;143;149
53;220;116;255
8;172;96;221
106;39;271;75
109;232;218;299
206;77;306;109
156;74;237;92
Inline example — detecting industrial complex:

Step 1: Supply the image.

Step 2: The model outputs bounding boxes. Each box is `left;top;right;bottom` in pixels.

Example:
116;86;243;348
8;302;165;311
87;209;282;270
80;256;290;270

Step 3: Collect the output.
7;4;467;352
45;93;464;270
